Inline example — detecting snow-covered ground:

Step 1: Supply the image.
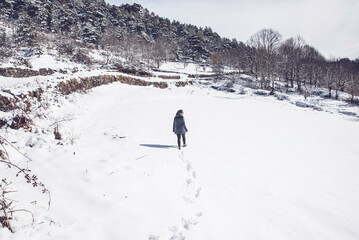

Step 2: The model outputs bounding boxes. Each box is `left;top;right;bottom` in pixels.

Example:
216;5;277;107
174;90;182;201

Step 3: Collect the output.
159;61;210;74
159;61;234;75
1;76;359;239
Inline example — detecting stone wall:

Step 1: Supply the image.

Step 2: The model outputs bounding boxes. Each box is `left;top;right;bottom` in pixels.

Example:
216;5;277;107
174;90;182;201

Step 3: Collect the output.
56;75;169;95
0;68;54;78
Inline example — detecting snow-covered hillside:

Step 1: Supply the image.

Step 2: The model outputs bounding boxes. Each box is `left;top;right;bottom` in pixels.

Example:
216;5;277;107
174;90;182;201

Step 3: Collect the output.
1;71;359;239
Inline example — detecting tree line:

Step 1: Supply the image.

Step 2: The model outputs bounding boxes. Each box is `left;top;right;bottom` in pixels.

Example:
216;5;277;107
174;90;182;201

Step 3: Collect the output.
211;29;359;101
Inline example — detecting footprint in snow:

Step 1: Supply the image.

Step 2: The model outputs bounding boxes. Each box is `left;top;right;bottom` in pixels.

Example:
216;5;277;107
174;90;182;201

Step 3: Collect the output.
149;148;202;239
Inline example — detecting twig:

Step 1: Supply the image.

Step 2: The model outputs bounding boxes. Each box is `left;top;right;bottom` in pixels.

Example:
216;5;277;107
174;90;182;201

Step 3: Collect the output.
0;141;10;161
0;136;34;162
9;209;35;226
0;159;27;174
47;191;51;210
1;181;14;233
135;154;148;161
0;201;14;233
48;114;75;127
0;159;51;210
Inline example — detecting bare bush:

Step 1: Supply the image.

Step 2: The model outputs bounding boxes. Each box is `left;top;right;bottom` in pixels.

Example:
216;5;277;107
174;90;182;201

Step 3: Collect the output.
0;179;15;233
54;126;62;140
14;57;33;68
57;42;75;56
72;48;92;66
0;136;51;233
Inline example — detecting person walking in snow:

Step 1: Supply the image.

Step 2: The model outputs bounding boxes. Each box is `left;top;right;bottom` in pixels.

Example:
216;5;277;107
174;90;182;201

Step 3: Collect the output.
173;109;188;150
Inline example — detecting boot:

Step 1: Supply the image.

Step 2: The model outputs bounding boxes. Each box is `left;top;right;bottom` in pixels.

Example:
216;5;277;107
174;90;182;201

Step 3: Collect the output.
183;144;187;147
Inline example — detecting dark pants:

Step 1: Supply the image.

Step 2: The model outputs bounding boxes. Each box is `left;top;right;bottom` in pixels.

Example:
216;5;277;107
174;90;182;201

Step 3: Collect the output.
177;133;186;147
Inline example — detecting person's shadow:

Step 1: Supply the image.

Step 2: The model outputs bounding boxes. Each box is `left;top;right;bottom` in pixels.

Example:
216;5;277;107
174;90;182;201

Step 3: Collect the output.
139;144;177;149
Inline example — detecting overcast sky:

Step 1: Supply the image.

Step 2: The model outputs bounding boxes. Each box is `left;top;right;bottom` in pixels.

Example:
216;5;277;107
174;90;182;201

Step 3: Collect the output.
106;0;359;60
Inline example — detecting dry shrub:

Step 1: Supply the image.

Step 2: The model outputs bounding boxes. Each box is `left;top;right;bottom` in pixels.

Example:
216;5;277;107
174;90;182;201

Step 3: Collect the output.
175;81;192;87
0;137;51;233
0;95;17;112
0;119;7;128
54;127;62;140
23;100;32;113
27;88;43;101
115;64;152;77
15;58;32;68
188;74;213;78
72;49;92;66
158;75;181;80
10;115;33;131
0;150;6;159
57;42;75;56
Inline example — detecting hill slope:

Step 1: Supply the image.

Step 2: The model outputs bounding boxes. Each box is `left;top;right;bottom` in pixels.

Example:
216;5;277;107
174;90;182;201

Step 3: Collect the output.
0;0;237;60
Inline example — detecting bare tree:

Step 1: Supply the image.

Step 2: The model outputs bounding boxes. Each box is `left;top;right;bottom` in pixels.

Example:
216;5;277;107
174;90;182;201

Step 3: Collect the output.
300;45;325;87
324;60;336;98
100;26;122;64
247;29;282;91
333;59;350;99
246;46;262;86
222;42;250;73
210;52;224;80
56;33;76;57
121;34;147;69
150;36;176;69
347;60;359;102
278;36;307;91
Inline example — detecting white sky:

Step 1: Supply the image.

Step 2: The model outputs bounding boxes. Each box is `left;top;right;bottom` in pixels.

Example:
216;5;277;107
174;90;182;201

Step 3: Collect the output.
106;0;359;60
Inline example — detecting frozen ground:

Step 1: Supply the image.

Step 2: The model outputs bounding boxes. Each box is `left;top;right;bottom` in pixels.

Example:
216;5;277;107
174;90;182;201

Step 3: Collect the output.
1;79;359;240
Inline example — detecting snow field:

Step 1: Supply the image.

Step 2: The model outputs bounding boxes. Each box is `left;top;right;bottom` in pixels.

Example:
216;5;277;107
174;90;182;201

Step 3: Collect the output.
0;81;359;240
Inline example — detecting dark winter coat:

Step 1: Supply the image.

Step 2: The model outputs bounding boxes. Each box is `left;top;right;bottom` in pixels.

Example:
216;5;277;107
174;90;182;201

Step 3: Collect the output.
173;113;188;134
